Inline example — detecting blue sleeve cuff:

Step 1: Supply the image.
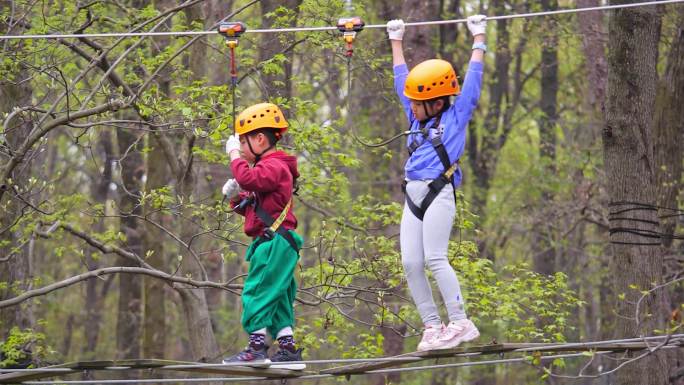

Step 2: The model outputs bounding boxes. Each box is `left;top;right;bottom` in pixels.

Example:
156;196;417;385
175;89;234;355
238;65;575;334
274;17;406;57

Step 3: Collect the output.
394;64;409;76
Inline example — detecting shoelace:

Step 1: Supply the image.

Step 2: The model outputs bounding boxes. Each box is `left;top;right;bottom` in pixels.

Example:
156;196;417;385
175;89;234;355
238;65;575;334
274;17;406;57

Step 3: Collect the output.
275;349;296;359
424;328;442;342
447;324;465;335
237;346;263;361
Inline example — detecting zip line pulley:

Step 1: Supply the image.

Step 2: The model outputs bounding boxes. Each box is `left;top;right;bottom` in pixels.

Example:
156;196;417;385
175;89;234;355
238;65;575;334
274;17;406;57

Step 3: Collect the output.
218;21;246;135
336;17;365;58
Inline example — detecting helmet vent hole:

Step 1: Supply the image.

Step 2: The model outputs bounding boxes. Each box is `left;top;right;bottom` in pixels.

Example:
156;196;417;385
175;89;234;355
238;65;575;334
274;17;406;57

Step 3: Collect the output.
427;88;431;91
432;82;436;86
444;75;449;79
260;114;264;117
266;109;270;112
440;81;444;85
247;120;252;123
252;115;257;118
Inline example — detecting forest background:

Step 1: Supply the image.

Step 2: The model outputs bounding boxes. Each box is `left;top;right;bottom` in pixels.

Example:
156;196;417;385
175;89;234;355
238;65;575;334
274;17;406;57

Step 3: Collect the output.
0;0;683;384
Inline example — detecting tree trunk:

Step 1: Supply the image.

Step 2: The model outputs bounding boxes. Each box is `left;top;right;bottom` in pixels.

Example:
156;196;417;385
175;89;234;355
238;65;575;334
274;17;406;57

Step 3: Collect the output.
175;3;220;363
438;0;462;68
142;135;168;359
603;3;669;385
467;0;511;259
258;0;302;102
532;0;559;276
82;131;114;359
206;0;233;86
576;0;608;111
575;7;612;383
652;9;684;383
653;6;684;249
374;324;407;385
141;1;173;359
116;124;143;361
401;0;440;66
184;3;207;82
0;4;35;338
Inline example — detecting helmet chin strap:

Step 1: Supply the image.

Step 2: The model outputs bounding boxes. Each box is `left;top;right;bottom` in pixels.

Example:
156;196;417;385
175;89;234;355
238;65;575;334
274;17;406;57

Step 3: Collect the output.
420;101;437;124
245;135;274;163
420;99;449;124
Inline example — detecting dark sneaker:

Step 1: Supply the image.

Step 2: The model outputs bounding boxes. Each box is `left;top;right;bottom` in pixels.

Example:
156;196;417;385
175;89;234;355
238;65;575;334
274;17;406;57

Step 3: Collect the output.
222;345;271;367
269;348;305;370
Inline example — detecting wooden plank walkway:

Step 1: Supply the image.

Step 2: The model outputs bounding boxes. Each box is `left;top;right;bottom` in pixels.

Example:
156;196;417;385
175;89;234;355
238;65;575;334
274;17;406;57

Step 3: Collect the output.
321;340;681;375
0;338;681;383
0;359;309;383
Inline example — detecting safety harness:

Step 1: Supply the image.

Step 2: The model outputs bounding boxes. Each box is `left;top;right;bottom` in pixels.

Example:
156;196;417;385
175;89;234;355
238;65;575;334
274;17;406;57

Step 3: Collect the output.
250;197;299;252
403;113;460;221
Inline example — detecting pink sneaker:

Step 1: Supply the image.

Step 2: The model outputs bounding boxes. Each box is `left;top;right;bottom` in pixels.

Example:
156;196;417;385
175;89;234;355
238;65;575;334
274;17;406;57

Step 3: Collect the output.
416;323;445;351
436;319;480;349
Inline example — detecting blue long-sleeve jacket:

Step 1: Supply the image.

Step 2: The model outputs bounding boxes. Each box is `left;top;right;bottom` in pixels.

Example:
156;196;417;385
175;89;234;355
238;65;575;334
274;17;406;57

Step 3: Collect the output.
393;61;484;186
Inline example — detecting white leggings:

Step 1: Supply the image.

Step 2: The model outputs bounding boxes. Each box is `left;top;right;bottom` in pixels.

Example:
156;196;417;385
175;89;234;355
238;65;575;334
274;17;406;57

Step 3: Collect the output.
400;180;466;326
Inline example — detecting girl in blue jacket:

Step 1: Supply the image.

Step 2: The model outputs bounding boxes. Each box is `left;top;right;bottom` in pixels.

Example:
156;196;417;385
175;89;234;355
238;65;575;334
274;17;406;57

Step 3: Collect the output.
387;15;486;351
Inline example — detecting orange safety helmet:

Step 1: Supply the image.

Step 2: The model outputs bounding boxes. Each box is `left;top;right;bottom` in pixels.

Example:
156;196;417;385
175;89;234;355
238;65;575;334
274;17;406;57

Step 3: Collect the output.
403;59;460;101
235;102;288;136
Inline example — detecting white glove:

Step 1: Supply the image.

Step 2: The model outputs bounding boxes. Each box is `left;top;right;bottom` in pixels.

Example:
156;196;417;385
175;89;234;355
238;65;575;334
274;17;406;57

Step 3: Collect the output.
387;19;405;41
221;178;240;198
467;15;487;36
225;134;240;155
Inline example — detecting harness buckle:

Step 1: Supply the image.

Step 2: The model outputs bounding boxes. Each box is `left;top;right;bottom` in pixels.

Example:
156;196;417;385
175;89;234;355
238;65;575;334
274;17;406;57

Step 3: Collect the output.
263;228;275;240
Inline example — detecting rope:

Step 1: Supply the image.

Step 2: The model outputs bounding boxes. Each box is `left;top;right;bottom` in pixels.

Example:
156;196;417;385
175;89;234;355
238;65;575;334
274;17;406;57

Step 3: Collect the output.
230;44;237;135
2;0;682;40
344;55;395;147
607;201;684;245
344;46;423;147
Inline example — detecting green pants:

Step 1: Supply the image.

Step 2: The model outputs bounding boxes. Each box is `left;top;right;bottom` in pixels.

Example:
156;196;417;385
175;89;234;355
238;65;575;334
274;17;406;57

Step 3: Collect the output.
241;230;302;338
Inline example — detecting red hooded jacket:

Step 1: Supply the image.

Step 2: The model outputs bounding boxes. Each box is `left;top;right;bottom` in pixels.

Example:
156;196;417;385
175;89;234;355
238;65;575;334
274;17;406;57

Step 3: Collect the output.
230;151;299;238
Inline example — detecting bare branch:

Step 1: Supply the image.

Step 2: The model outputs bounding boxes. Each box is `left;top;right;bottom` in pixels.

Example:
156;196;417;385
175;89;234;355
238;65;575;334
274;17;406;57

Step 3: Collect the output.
0;99;127;201
58;222;151;268
0;266;242;309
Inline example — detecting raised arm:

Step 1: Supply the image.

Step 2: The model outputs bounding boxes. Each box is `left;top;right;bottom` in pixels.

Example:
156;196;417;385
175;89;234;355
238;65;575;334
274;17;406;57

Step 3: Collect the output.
387;19;406;67
467;15;487;63
387;19;414;122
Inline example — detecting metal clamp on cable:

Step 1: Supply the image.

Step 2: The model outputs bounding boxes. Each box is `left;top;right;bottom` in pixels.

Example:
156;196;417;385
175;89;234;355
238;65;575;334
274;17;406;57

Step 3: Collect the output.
218;22;246;46
336;17;364;57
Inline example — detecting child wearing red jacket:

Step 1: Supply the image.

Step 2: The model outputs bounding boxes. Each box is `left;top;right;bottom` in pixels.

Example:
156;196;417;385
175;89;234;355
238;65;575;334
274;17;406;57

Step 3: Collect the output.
221;102;304;370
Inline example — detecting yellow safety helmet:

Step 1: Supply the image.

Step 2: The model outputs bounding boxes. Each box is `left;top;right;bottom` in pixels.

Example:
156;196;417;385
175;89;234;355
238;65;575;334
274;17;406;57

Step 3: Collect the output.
235;102;288;136
403;59;460;100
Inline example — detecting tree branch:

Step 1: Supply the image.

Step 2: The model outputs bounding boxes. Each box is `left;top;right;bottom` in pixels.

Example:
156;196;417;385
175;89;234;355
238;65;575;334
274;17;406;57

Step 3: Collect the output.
0;266;242;309
58;222;151;268
0;99;127;201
